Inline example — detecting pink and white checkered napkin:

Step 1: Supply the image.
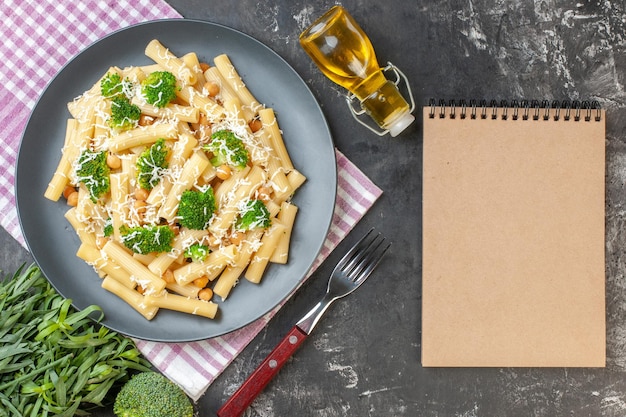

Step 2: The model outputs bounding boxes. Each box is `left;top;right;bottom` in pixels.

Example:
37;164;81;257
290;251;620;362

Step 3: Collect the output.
0;0;383;401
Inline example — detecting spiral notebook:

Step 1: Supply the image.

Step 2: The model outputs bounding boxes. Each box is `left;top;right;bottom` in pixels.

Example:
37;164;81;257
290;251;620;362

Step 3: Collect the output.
421;100;606;367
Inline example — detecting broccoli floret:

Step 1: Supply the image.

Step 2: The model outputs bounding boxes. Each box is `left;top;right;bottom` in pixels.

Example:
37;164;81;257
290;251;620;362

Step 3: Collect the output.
204;130;249;170
101;72;133;100
75;150;110;202
103;217;113;237
184;243;211;262
141;71;178;108
178;187;216;230
110;97;141;130
136;138;169;190
113;371;193;417
235;199;271;231
101;73;139;130
119;225;175;254
101;72;124;99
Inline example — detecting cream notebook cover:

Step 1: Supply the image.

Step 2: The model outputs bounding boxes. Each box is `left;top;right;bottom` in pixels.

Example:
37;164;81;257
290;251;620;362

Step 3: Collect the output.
421;102;606;367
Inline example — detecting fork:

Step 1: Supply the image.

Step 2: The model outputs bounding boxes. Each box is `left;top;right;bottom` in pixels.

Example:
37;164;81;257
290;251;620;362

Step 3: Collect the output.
216;228;391;417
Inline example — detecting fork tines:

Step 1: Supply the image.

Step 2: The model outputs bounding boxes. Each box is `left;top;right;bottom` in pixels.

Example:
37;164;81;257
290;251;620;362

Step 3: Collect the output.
341;229;391;282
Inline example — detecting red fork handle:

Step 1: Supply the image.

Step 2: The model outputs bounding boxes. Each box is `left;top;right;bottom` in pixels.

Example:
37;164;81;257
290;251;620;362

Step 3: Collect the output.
216;326;308;417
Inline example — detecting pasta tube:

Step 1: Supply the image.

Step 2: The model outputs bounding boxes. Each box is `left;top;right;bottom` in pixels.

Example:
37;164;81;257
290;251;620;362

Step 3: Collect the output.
176;85;225;121
102;240;166;294
108;123;178;153
148;229;208;276
270;202;298;264
102;277;158;320
259;108;293;170
64;207;97;248
172;244;236;285
131;98;200;123
76;243;135;289
145;292;218;319
213;229;264;300
209;165;266;235
159;150;210;221
214;54;262;114
144;39;197;86
44;119;80;201
245;222;287;284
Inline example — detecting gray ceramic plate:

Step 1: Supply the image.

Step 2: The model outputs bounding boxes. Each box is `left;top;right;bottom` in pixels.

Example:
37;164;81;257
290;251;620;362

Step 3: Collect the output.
16;19;336;342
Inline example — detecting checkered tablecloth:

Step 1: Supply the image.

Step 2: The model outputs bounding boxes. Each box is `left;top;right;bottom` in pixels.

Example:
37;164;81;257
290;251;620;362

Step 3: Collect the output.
0;0;382;401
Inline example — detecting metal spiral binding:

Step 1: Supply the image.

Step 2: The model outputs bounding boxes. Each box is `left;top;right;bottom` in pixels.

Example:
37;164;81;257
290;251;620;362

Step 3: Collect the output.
428;99;602;122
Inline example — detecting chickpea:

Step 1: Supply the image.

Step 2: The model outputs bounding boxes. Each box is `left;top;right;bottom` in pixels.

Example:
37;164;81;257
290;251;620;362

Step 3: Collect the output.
230;230;245;245
193;276;209;288
163;269;176;284
63;185;76;199
168;223;180;236
194;124;212;141
66;191;79;207
204;81;220;97
133;200;147;214
216;164;231;180
199;62;211;72
107;153;122;170
198;288;214;301
134;187;150;201
138;114;155;126
248;118;263;133
257;186;272;202
198;112;209;126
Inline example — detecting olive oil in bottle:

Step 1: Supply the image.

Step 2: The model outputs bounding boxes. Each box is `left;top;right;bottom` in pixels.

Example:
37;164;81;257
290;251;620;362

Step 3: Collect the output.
299;6;414;136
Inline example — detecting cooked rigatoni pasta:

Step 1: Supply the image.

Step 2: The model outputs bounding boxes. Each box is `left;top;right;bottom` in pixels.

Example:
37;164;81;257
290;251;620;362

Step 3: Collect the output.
108;123;178;152
45;39;306;320
144;39;197;86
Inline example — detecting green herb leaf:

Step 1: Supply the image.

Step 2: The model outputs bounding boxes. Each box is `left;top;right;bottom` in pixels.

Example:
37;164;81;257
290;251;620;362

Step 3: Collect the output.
0;264;152;415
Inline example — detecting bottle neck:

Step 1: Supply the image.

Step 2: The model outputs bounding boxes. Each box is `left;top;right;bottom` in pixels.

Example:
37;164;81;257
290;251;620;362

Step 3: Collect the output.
351;70;388;101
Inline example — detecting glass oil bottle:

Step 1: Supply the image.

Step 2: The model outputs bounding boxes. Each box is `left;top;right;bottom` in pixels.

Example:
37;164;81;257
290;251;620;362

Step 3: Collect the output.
299;5;414;137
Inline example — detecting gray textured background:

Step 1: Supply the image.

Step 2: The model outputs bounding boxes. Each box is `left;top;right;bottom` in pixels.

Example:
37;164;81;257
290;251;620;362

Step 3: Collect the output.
5;0;625;416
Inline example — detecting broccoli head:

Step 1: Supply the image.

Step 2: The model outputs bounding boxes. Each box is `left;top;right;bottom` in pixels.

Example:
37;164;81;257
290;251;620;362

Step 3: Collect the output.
235;199;271;231
103;217;114;237
110;97;141;131
101;72;133;100
119;225;175;254
204;130;249;170
178;187;216;230
101;72;124;99
113;371;193;417
141;71;178;108
184;243;211;262
136;138;169;190
75;149;110;202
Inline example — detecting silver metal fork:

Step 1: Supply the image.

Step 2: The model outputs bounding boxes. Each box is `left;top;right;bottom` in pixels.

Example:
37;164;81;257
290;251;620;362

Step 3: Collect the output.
296;228;391;334
217;228;391;417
